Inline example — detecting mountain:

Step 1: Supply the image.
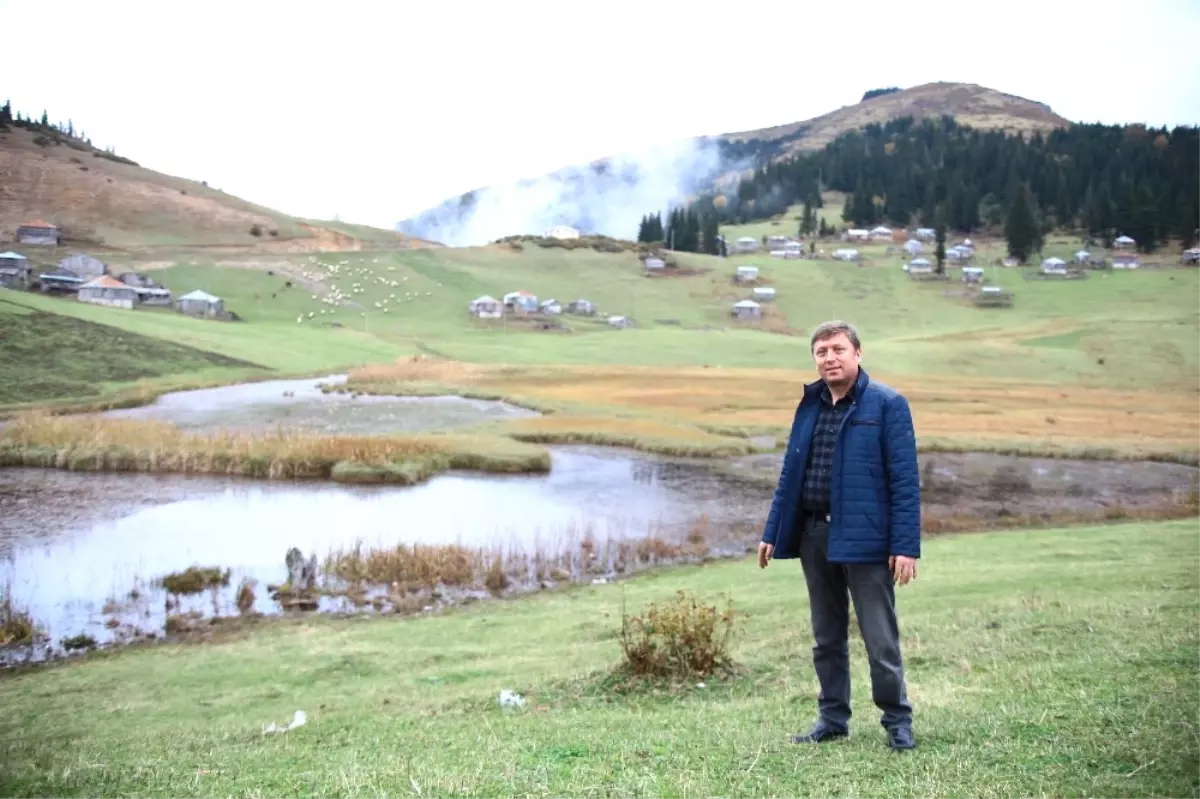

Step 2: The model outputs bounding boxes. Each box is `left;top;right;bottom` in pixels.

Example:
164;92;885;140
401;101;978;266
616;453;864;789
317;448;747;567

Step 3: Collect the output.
396;82;1072;246
0;123;436;253
720;82;1070;159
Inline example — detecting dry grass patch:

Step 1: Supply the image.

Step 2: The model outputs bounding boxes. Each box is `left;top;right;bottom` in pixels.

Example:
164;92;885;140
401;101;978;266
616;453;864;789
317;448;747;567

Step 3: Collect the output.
0;412;550;482
495;415;757;457
347;360;1200;462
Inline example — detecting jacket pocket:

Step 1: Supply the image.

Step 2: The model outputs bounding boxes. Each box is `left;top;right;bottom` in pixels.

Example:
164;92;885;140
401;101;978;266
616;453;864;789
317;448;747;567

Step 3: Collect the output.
851;419;881;427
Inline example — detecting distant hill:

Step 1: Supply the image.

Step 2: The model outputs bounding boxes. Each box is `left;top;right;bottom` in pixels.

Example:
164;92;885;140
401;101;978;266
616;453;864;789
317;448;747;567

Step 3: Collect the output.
397;82;1072;246
720;82;1070;159
0;124;437;253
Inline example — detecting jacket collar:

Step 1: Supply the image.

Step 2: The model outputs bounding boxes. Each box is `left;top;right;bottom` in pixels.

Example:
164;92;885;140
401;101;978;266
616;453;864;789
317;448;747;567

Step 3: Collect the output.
803;367;870;399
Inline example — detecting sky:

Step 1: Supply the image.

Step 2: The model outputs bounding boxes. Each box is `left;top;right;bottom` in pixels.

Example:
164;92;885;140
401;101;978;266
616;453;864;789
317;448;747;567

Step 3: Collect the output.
2;0;1197;231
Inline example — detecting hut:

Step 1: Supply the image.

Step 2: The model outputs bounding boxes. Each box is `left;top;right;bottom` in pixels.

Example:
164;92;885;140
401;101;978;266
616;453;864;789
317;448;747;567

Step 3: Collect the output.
1113;235;1136;250
869;225;893;241
1040;257;1068;275
734;265;759;283
177;289;226;317
1181;248;1200;266
905;258;933;273
503;290;538;313
731;299;762;319
962;266;984;284
903;239;923;256
545;225;580;240
1074;250;1092;264
914;227;936;241
1112;254;1141;269
643;257;665;272
566;298;595;316
78;275;138;309
606;315;632;328
469;295;503;318
58;253;106;279
734;236;758;252
752;286;777;301
0;251;31;289
539;298;563;315
832;248;860;261
15;219;60;246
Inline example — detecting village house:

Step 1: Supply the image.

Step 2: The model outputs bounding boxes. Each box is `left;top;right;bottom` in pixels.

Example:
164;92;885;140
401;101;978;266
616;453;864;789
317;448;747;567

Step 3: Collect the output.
1074;250;1092;264
78;275;138;309
1181;248;1200;266
962;266;985;284
731;299;762;319
752;286;776;301
606;315;632;328
503;290;538;313
1112;254;1141;269
869;225;893;241
176;289;226;317
0;252;31;289
469;295;503;318
832;248;860;261
539;298;562;315
947;245;972;261
118;272;173;306
36;267;85;294
545;225;580;240
767;235;789;249
1113;235;1136;250
15;219;60;246
643;257;665;272
914;228;937;241
844;229;870;242
734;265;759;283
1041;257;1068;275
904;239;923;256
905;258;934;275
58;253;106;279
566;298;595;316
734;236;758;252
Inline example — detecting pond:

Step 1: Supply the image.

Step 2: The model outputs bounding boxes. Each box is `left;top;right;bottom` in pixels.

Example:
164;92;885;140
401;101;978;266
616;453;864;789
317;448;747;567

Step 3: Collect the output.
100;374;538;434
0;446;766;661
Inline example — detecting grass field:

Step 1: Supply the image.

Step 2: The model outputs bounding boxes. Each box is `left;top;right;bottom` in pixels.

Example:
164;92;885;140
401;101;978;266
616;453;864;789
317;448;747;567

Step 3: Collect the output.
4;238;1197;458
0;519;1194;797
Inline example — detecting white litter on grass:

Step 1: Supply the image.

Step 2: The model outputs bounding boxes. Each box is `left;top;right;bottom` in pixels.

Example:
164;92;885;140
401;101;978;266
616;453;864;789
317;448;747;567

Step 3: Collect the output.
498;689;525;709
262;710;307;735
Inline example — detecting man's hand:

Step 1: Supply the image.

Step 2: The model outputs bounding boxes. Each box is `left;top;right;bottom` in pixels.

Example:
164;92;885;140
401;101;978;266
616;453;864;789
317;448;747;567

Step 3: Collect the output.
758;543;774;569
889;555;918;586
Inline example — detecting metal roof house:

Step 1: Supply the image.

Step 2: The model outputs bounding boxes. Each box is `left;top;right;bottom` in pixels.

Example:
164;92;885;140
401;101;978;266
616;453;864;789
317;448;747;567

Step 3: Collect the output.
78;275;138;309
16;219;59;246
0;251;31;289
731;299;762;319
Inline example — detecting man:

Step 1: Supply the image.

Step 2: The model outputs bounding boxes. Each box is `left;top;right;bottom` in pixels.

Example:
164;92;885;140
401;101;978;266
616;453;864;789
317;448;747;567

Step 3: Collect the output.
758;320;920;751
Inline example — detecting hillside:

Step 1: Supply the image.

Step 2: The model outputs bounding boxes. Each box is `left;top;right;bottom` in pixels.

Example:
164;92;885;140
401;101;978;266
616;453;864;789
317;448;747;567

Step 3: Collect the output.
721;82;1070;159
0;125;436;253
396;83;1072;246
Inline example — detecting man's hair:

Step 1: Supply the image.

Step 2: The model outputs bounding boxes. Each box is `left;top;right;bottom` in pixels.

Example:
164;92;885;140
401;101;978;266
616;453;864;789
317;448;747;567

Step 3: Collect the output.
810;320;862;351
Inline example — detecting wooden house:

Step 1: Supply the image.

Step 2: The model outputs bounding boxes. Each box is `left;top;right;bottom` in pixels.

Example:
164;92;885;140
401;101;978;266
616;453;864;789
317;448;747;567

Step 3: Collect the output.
503;290;538;313
566;298;595;316
36;267;85;294
16;219;60;246
78;275;138;309
734;265;759;283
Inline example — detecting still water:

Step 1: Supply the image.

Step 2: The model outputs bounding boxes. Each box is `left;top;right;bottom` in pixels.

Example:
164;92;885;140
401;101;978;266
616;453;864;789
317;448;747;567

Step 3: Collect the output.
0;447;764;652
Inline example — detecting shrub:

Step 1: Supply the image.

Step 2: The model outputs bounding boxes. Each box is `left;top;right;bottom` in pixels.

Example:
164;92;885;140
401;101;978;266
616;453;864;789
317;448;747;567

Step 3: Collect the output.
617;590;738;680
250;224;263;237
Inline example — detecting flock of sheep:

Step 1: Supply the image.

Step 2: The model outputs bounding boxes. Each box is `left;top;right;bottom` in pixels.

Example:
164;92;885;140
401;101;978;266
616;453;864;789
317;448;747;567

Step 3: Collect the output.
293;256;438;323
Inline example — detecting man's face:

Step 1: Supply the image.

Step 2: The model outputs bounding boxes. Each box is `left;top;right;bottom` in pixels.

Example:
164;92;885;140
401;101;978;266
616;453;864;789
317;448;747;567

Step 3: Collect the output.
812;332;861;385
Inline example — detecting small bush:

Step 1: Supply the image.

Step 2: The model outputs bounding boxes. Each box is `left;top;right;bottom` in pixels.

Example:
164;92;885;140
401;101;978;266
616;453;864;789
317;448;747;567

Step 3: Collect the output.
617;590;738;680
155;566;231;595
0;587;42;646
235;578;256;614
250;224;263;237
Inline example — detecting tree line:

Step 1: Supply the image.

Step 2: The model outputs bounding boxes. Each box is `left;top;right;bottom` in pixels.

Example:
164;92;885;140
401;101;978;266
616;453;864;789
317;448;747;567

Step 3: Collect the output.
649;115;1198;257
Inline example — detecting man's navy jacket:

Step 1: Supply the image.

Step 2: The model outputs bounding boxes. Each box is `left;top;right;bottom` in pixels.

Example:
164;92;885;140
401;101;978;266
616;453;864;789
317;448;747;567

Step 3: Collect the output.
761;367;921;564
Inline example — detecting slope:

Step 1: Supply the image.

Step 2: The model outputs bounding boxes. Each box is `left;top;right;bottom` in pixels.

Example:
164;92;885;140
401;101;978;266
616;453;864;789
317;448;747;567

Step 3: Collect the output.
0;125;437;252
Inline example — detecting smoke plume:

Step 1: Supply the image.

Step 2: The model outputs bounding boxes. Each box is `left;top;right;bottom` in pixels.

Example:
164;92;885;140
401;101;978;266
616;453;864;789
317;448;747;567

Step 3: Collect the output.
396;137;739;246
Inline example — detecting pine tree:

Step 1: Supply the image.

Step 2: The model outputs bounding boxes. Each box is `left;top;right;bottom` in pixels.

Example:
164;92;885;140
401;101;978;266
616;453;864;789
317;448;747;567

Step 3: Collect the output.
935;211;947;274
1005;183;1038;263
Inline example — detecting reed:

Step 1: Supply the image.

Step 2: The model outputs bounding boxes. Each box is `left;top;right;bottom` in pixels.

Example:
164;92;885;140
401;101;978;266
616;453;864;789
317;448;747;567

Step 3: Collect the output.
0;412;551;483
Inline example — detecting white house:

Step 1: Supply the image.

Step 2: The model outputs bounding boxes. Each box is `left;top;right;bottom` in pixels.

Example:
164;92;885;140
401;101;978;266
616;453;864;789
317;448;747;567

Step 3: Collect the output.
503;290;538;313
644;257;665;271
545;225;580;240
1074;250;1091;263
1041;257;1067;274
844;229;870;242
469;295;503;318
752;286;776;301
735;236;759;252
914;227;936;241
962;266;985;283
832;248;860;261
906;258;933;274
1113;235;1136;249
904;239;923;256
869;225;893;241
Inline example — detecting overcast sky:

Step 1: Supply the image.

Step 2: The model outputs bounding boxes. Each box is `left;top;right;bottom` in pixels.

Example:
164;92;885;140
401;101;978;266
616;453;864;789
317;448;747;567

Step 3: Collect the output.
3;0;1196;230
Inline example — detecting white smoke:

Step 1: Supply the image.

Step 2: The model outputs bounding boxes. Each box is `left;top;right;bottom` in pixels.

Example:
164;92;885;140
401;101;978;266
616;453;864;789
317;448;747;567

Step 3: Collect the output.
399;137;734;247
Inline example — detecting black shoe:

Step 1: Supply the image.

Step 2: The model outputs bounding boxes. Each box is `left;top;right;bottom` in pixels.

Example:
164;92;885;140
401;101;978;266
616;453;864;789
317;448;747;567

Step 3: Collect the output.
790;720;848;744
887;725;916;751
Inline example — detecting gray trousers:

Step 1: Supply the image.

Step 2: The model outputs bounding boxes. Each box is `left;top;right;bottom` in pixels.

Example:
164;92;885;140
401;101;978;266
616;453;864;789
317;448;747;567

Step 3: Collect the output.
799;520;912;731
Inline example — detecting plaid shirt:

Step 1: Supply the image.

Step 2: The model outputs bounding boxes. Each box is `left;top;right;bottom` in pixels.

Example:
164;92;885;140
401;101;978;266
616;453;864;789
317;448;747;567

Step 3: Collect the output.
800;384;855;513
